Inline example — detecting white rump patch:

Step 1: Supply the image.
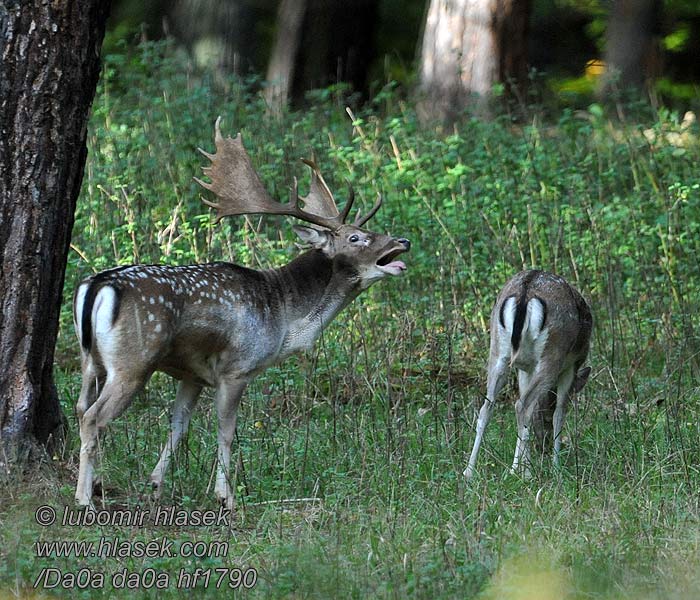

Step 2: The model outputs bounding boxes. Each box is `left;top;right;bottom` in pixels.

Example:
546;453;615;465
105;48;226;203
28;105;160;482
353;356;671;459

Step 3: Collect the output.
93;286;118;338
500;296;517;333
525;297;546;338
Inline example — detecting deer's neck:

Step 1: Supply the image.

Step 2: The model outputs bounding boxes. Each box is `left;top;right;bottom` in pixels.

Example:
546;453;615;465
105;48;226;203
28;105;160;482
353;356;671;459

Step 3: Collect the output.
270;249;361;354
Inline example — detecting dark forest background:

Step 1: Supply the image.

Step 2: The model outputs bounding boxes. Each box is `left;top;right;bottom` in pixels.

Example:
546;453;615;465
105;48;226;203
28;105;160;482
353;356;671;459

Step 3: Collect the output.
107;0;700;114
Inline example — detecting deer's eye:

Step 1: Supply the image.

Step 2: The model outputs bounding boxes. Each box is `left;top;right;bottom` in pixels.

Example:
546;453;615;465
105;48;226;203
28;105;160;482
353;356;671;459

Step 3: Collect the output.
349;234;360;243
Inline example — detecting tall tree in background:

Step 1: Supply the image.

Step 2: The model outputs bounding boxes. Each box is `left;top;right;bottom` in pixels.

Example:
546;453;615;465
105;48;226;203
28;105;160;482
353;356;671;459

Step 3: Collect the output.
265;0;379;110
0;0;110;460
418;0;531;123
599;0;660;97
265;0;307;113
168;0;265;74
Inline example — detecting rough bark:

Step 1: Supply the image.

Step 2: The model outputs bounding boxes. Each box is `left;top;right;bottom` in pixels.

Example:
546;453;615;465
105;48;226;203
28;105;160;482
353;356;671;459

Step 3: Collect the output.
418;0;531;123
0;0;111;460
599;0;660;97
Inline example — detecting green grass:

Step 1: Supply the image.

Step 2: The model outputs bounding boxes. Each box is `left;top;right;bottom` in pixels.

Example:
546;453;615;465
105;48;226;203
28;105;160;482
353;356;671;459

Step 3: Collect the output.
2;40;700;598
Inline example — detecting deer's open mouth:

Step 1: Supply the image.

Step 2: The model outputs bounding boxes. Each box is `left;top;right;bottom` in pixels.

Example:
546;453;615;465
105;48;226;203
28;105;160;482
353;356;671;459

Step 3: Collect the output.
376;248;407;276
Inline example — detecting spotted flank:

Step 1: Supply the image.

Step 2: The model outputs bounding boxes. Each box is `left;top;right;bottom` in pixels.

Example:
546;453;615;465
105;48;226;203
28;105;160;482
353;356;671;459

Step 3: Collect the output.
75;263;249;353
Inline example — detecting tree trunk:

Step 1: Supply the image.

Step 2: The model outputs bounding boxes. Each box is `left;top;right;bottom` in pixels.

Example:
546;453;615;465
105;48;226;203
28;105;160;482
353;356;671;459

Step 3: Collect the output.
418;0;531;123
599;0;660;97
169;0;264;75
289;0;379;106
0;0;110;461
265;0;307;114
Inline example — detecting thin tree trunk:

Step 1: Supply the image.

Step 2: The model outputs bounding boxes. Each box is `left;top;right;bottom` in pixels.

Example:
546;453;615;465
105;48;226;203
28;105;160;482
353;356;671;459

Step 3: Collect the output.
265;0;307;115
0;0;110;461
169;0;261;75
496;0;531;92
599;0;659;97
286;0;378;106
418;0;531;123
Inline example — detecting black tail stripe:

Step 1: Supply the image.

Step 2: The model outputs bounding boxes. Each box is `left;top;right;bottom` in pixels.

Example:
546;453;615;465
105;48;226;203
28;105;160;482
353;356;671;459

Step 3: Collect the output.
511;294;528;352
81;283;98;352
511;295;548;351
79;266;130;352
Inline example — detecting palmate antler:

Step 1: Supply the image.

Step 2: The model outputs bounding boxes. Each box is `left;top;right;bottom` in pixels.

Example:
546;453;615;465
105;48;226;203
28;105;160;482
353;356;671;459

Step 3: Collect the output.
194;117;381;230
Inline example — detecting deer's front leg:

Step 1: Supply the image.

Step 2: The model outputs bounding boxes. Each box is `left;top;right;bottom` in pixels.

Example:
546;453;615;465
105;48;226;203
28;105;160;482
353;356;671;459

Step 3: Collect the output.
552;366;575;468
214;377;248;510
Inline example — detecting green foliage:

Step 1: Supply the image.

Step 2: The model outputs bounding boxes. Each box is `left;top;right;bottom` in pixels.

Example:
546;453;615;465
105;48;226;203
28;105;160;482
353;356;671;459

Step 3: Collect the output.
14;40;700;598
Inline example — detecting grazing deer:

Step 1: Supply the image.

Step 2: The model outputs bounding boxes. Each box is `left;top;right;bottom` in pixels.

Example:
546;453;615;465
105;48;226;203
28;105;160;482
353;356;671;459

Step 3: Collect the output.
464;270;592;480
73;118;410;508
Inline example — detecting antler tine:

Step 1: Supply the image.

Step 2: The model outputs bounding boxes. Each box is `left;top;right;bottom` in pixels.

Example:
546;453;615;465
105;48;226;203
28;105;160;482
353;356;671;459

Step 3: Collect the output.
299;158;343;226
195;118;340;230
339;183;355;223
214;115;224;143
354;193;383;227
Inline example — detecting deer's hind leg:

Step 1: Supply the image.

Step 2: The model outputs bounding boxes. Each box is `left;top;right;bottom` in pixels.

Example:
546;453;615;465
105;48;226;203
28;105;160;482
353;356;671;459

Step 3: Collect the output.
76;354;104;422
75;355;103;506
511;369;533;473
464;321;511;480
511;367;559;478
75;371;149;506
150;379;203;495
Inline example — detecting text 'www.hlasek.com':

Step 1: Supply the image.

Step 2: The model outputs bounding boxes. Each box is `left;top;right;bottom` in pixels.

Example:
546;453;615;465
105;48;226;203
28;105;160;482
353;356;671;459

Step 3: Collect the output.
32;505;257;591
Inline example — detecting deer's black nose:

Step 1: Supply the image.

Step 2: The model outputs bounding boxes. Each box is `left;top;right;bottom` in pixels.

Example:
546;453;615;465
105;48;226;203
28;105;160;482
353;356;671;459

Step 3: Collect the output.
398;238;411;250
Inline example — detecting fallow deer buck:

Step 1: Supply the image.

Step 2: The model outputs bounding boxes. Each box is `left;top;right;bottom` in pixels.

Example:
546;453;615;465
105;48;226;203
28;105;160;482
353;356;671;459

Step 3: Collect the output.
73;118;410;508
464;270;592;480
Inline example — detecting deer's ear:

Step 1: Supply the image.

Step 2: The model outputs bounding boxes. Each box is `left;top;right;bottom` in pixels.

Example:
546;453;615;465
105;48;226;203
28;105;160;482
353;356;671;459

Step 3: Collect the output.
293;225;330;248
